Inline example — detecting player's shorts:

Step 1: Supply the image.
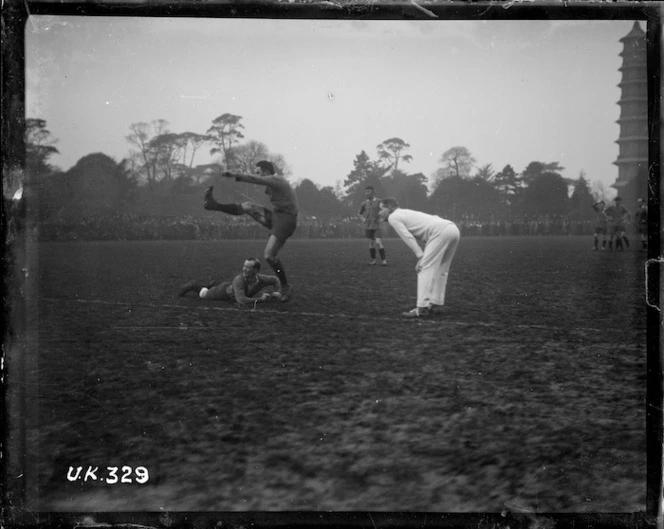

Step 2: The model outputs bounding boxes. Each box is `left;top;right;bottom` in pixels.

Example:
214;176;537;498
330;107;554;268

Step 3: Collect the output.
594;226;607;235
610;224;625;236
264;209;298;241
201;281;233;301
365;228;381;240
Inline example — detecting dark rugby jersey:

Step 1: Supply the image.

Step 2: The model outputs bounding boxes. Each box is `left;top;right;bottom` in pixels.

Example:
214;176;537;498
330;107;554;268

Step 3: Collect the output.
359;197;381;230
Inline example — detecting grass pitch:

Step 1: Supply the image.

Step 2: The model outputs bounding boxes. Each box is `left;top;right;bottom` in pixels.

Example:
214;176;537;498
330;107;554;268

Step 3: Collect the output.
18;236;646;512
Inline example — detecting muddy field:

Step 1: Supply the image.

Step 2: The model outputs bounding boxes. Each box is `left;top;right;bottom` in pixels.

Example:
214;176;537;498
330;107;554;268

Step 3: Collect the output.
13;236;647;512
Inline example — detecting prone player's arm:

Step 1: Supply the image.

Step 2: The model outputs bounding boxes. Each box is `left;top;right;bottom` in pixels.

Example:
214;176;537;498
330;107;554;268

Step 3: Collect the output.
261;274;282;291
388;217;423;258
231;276;257;307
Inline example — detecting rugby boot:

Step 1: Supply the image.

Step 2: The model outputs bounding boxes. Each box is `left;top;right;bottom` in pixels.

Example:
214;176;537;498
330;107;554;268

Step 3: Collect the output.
203;186;218;210
178;280;206;297
280;284;293;302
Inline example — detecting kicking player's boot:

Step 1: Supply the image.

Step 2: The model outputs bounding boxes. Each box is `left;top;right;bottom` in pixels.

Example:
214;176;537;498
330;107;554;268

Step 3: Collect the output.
402;307;430;318
203;186;217;210
369;260;376;266
179;280;205;297
280;284;293;302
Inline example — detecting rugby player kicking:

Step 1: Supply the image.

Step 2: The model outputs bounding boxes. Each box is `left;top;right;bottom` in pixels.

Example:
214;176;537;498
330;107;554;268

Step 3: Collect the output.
203;160;297;301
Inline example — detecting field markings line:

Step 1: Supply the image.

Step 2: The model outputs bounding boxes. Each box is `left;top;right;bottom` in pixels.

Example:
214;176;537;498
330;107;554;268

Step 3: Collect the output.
35;297;642;335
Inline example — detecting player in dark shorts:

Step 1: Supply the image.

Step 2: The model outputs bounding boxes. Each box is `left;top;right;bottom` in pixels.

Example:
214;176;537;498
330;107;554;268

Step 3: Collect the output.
635;198;647;251
358;185;387;265
178;257;282;306
203;160;297;301
591;200;608;251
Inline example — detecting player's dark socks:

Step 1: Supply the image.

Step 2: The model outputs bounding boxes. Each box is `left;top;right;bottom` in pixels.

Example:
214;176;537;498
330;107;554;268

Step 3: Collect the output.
207;202;243;215
267;257;288;286
378;248;386;260
370;248;376;259
616;239;623;250
602;240;606;249
622;236;629;248
608;240;613;250
593;237;598;250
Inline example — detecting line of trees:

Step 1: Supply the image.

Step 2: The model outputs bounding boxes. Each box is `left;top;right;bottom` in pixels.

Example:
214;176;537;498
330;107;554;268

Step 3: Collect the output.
23;116;613;224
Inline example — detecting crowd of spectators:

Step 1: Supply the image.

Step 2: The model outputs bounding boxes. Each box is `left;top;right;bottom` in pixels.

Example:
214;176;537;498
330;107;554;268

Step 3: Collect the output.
32;212;612;242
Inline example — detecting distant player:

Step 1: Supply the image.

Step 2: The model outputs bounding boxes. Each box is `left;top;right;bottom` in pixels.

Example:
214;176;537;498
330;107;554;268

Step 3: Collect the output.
203;160;297;301
178;257;282;306
591;200;608;251
379;198;460;318
605;196;631;251
635;198;648;251
358;185;387;266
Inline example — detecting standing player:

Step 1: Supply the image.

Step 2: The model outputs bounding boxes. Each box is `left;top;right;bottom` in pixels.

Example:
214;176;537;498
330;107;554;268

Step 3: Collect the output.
605;196;631;251
179;257;282;306
379;198;460;318
358;186;387;266
591;200;609;251
203;161;297;301
635;198;648;251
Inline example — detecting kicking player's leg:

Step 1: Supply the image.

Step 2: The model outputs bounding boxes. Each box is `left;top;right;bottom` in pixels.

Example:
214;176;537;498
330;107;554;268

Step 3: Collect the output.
264;212;297;302
241;203;273;229
264;234;291;300
203;186;243;215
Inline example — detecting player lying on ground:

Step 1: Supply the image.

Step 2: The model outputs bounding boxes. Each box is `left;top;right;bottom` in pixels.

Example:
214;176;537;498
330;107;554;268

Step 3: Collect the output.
179;257;282;306
358;185;387;266
203;160;297;302
379;197;460;318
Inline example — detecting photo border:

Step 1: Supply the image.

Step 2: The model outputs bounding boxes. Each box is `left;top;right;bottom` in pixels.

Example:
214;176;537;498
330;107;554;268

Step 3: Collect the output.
2;1;661;528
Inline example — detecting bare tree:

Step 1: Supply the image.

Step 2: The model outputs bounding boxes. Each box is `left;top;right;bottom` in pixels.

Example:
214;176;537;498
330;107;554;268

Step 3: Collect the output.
126;119;170;189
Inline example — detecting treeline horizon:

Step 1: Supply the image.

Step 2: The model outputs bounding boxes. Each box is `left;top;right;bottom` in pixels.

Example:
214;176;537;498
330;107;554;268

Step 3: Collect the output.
21;115;631;223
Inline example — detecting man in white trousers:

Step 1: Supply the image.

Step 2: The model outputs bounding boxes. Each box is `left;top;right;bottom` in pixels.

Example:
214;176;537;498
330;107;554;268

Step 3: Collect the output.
379;197;460;318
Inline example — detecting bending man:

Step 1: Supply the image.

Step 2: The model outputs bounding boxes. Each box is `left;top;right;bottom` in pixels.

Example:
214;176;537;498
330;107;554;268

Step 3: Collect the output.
203;160;297;301
379;198;460;318
178;257;282;306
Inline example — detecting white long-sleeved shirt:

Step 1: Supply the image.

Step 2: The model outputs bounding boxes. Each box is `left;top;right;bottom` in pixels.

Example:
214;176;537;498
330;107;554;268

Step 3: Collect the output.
387;208;454;258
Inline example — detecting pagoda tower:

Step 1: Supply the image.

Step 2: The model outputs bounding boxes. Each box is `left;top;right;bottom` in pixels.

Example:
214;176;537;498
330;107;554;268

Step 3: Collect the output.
612;21;648;206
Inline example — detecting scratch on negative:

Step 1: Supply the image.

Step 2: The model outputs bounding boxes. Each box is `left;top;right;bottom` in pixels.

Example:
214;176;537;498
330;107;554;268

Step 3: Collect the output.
645;258;663;312
410;0;438;18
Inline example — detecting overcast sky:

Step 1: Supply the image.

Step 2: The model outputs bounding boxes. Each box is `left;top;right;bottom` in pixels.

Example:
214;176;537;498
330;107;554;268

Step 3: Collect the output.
25;16;641;196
